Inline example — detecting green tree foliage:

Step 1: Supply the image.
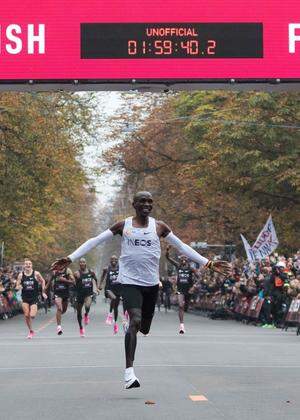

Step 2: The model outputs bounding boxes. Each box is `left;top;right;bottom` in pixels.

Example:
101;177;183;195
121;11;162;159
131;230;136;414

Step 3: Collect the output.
177;91;299;251
105;91;299;253
0;92;97;269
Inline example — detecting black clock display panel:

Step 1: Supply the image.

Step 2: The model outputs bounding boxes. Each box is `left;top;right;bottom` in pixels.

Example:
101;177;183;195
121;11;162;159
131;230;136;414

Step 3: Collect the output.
81;22;263;59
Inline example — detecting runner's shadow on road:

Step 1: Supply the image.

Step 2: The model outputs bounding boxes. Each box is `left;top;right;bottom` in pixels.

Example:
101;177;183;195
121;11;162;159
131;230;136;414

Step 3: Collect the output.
110;395;146;401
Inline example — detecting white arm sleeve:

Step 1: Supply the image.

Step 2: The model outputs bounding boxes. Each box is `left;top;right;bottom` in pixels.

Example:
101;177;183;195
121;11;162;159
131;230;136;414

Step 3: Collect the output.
165;232;209;267
68;229;114;262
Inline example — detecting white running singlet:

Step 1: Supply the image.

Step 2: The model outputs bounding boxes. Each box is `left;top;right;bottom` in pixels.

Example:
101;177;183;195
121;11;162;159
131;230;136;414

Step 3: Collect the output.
118;217;161;286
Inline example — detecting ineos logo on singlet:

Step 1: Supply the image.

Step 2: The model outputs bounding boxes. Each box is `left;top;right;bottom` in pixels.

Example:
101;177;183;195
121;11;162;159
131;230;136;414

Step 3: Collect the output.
21;272;38;298
23;280;34;290
120;216;160;286
109;270;119;283
178;269;191;283
82;274;93;288
126;238;152;247
54;273;68;290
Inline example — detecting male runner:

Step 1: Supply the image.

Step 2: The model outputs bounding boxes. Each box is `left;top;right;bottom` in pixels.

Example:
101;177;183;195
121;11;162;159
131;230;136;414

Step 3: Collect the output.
48;266;75;335
15;259;47;339
166;247;199;333
74;258;98;337
100;256;125;333
160;276;173;313
100;256;119;326
51;191;231;389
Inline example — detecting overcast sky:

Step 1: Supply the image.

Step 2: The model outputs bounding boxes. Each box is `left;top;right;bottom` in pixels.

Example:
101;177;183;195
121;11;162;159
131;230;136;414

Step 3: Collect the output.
83;91;123;207
82;90;166;209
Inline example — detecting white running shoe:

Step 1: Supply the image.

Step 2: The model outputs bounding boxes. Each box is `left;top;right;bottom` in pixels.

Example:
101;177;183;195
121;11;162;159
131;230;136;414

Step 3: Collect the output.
124;368;141;390
57;325;63;335
122;319;129;334
179;323;185;334
124;310;129;321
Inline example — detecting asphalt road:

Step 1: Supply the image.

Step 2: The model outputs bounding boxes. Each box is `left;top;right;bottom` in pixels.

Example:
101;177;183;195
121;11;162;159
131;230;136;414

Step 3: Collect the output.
1;300;300;420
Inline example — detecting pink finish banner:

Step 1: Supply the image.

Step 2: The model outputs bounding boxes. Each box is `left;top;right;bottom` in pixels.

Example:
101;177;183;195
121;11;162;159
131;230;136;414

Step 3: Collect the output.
0;0;300;80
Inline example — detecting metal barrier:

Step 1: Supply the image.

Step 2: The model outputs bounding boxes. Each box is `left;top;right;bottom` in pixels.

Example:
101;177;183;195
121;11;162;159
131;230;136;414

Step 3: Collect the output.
246;296;264;320
195;294;264;322
285;299;300;323
175;293;300;336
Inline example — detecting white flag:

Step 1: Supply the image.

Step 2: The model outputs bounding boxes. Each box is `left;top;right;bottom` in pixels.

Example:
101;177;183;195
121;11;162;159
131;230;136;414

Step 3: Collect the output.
240;234;255;262
240;215;279;262
251;215;279;260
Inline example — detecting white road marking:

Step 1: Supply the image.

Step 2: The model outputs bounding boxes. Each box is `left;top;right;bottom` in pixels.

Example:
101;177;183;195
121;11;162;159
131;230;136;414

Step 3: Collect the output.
0;363;299;371
0;340;298;347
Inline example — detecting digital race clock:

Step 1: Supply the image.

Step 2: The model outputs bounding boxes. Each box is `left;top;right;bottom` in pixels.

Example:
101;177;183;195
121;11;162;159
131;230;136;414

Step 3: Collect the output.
1;0;300;84
81;23;263;59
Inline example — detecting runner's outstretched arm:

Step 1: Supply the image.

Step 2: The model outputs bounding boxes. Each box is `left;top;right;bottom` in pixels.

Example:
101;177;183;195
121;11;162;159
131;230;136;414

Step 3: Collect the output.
51;230;114;271
165;232;209;266
157;221;231;277
68;230;114;262
165;232;231;276
51;221;125;271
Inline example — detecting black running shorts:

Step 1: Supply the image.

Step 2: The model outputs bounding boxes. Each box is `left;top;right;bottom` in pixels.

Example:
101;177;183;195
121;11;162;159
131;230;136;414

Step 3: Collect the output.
76;293;93;305
122;284;159;319
107;283;122;297
54;293;69;302
22;297;38;306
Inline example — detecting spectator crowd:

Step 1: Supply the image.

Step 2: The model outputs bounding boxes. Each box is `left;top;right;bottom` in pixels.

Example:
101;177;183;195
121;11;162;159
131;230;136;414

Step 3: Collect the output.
0;266;23;319
183;251;300;329
2;251;300;331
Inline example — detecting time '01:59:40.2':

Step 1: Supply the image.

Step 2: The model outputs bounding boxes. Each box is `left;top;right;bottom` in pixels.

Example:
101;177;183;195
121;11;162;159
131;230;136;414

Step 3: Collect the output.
127;39;217;56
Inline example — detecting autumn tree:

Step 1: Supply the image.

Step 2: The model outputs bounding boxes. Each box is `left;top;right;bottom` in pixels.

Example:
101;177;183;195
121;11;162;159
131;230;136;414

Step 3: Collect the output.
0;92;97;269
104;91;300;253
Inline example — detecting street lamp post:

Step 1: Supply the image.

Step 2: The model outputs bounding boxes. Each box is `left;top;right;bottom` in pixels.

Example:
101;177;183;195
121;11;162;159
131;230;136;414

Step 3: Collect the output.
0;241;4;266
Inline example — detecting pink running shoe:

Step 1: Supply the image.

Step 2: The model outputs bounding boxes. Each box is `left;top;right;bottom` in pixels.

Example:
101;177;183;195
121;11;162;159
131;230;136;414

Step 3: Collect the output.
27;330;34;339
105;313;113;325
113;323;119;334
84;314;90;325
80;328;85;338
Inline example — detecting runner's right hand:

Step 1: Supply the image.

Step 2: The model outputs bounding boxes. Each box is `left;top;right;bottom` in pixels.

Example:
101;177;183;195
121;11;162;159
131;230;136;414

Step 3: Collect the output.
50;257;71;271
